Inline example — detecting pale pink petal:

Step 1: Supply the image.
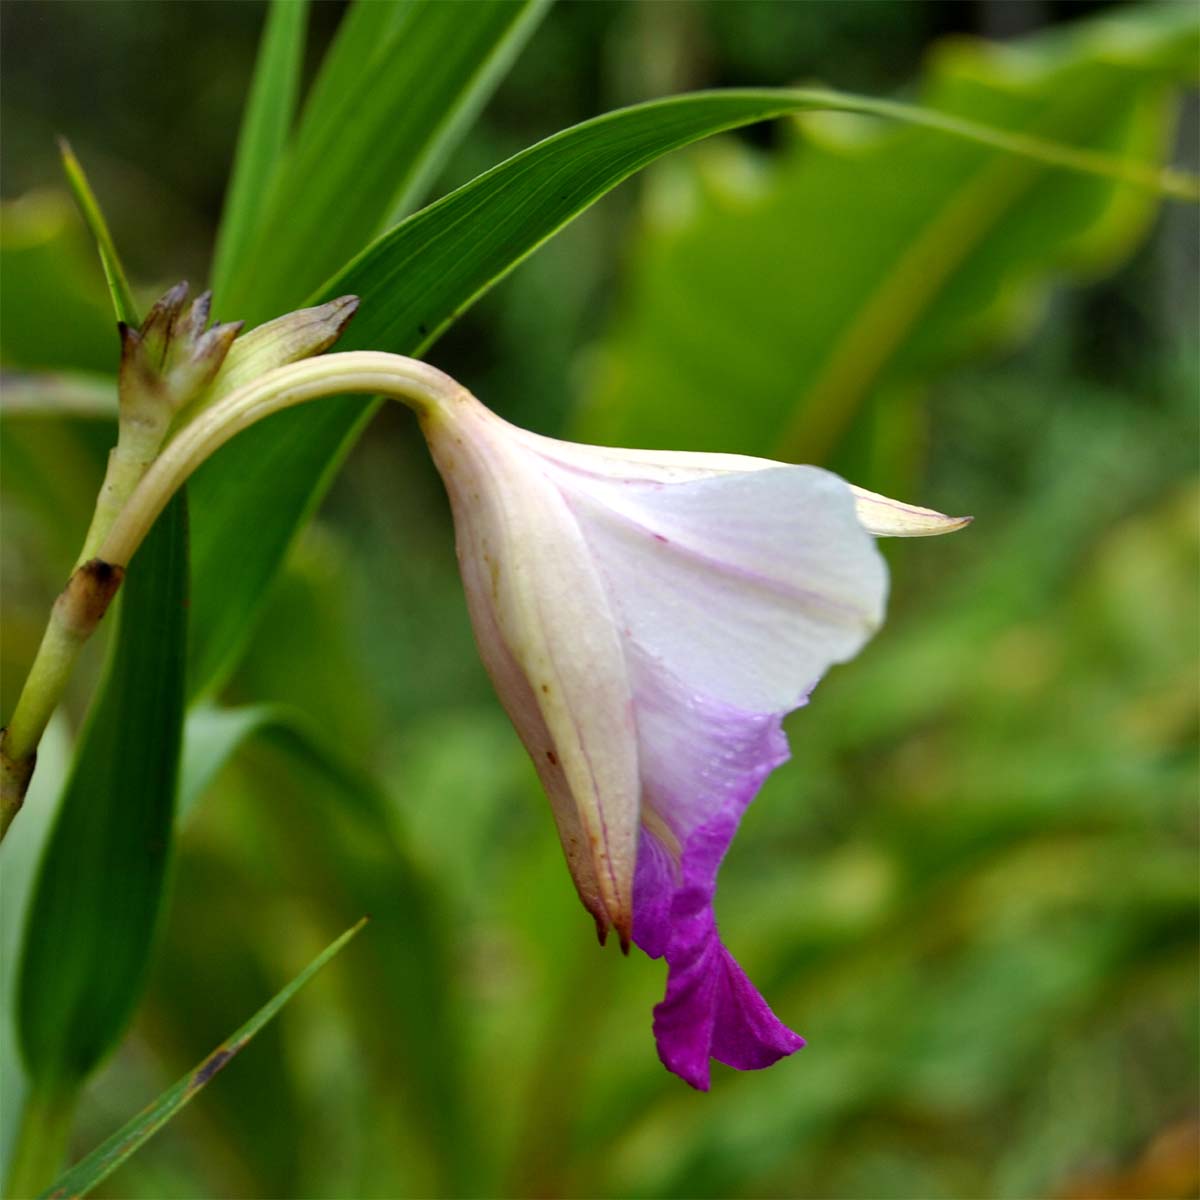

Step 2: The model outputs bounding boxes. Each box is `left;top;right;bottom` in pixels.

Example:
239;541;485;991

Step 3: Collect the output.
423;406;641;941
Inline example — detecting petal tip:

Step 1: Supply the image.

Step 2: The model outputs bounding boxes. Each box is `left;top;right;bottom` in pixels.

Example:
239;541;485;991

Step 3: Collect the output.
850;484;974;538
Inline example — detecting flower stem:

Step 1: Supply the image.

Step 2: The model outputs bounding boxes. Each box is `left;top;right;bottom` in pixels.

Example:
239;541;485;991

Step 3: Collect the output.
96;352;464;567
1;560;125;837
0;352;463;839
4;1081;79;1199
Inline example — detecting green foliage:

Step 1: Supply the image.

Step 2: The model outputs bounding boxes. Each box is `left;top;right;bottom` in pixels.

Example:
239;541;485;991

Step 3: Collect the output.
56;143;138;329
16;495;188;1089
0;193;118;373
209;0;309;305
40;918;367;1200
217;0;549;324
579;8;1194;469
1;1;1196;1197
183;70;1196;702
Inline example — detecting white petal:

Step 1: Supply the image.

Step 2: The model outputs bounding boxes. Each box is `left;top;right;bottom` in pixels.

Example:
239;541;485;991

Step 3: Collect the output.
557;463;888;713
513;424;971;539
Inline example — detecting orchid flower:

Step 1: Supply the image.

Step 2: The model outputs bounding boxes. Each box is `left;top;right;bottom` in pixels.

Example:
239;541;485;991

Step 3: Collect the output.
418;389;969;1090
7;339;968;1089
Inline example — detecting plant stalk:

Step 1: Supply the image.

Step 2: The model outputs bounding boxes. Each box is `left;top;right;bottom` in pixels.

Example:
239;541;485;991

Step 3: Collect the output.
0;352;462;840
4;1082;79;1199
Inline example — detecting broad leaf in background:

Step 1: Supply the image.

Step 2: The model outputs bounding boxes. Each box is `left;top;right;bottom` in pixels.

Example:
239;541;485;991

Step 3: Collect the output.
578;8;1197;470
218;0;550;323
209;0;310;303
41;918;367;1200
15;495;187;1138
183;4;1198;698
0;194;117;373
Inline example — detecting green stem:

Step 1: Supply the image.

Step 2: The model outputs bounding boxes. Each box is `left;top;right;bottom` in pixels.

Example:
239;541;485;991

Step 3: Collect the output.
1;559;125;838
4;1082;79;1199
0;352;460;841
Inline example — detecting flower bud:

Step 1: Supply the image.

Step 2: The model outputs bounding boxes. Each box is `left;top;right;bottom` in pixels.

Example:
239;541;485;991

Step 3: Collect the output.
195;295;359;411
118;283;242;458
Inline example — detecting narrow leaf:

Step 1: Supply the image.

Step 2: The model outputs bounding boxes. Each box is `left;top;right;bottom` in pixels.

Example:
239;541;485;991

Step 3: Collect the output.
39;918;368;1200
57;140;138;326
185;38;1198;696
220;0;549;323
209;0;310;304
17;494;188;1089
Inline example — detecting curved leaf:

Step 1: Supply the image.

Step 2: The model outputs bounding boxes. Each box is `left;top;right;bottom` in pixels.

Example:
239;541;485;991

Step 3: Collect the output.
579;9;1196;462
186;65;1199;696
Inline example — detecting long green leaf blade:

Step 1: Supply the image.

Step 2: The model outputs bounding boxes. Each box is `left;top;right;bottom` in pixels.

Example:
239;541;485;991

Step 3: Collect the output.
220;0;549;323
17;494;188;1089
184;35;1197;698
39;918;368;1200
56;141;137;327
209;0;310;303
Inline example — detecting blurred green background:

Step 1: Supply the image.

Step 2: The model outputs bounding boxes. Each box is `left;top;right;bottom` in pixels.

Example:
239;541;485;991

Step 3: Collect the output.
2;2;1197;1197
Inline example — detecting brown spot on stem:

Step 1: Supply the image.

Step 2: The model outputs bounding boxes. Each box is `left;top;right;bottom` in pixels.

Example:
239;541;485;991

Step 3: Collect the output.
56;559;125;637
545;750;558;766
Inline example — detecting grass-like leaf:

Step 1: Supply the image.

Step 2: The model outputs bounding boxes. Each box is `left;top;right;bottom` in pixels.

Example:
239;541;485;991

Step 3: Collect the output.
185;53;1199;695
209;0;310;305
56;140;137;326
38;917;368;1200
218;0;549;324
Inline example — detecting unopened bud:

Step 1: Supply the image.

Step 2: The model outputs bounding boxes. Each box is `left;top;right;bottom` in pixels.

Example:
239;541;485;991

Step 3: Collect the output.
199;295;360;408
118;283;242;455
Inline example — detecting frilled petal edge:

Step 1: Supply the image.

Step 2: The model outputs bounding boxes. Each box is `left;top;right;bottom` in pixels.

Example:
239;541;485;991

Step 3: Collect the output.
623;636;806;1089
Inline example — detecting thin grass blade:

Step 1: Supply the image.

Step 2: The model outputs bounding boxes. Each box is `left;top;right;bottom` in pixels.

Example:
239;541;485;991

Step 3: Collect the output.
56;141;137;326
38;918;368;1200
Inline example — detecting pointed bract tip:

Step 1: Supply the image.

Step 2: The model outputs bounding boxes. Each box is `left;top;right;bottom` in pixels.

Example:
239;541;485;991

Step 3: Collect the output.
182;289;213;340
850;484;974;538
